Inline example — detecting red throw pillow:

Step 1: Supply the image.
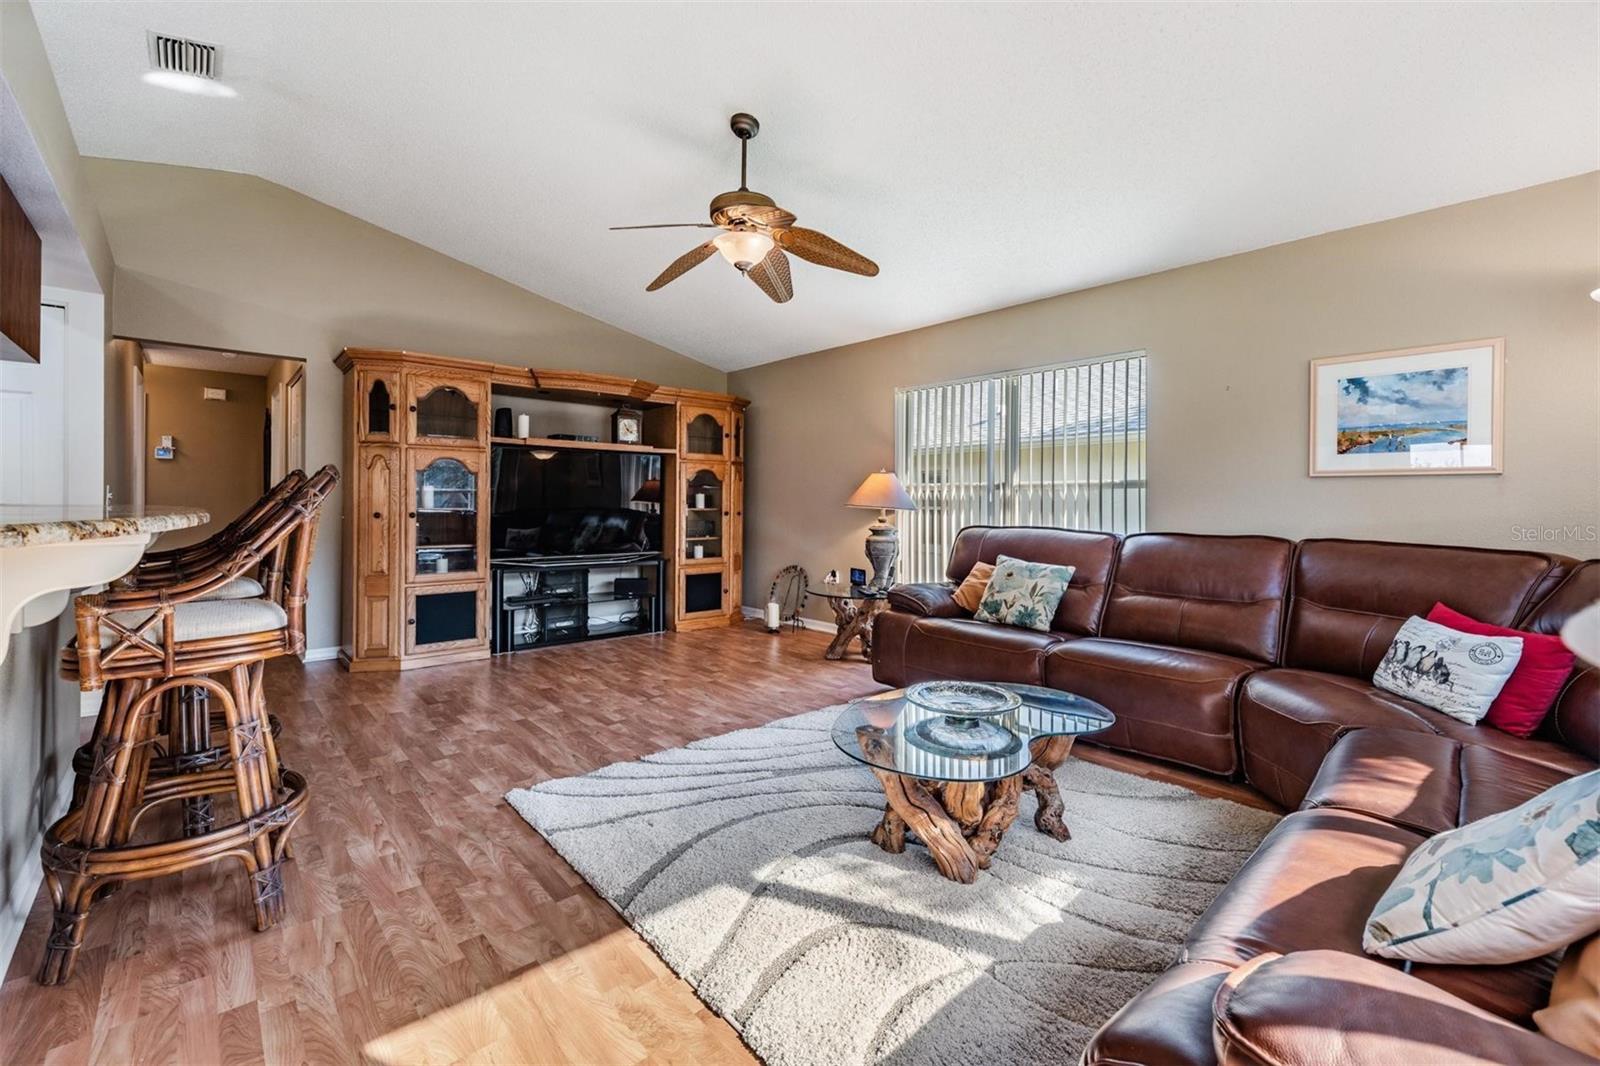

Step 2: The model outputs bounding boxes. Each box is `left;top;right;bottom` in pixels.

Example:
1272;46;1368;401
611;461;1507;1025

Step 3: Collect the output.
1426;602;1576;737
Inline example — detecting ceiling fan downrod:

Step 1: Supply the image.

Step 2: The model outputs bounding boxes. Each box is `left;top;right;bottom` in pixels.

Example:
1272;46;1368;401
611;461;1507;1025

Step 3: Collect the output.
730;112;759;192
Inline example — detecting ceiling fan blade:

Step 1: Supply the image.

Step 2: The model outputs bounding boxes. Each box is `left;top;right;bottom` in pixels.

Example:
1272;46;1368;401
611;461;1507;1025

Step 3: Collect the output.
611;223;717;230
746;247;793;303
646;241;717;291
775;227;879;277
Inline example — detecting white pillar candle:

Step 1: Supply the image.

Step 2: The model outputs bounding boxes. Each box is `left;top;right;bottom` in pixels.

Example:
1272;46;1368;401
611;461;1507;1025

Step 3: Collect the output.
692;544;704;559
765;601;781;630
517;413;531;438
693;492;708;509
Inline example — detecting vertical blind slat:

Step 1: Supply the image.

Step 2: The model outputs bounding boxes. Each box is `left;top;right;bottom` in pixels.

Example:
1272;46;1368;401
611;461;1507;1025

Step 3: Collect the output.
897;353;1145;583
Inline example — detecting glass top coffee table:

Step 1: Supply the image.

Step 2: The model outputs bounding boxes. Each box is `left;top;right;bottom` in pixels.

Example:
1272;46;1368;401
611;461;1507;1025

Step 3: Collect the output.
832;683;1114;883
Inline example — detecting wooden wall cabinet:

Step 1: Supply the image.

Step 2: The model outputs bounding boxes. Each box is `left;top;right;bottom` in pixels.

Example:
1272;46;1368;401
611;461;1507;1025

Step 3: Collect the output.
338;348;749;669
671;398;747;631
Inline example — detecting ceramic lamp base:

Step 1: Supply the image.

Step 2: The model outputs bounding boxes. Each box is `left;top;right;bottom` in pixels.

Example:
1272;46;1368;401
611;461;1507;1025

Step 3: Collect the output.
864;519;898;591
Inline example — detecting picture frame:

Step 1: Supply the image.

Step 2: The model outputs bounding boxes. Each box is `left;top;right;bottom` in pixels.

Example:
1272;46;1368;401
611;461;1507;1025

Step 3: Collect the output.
1308;338;1503;477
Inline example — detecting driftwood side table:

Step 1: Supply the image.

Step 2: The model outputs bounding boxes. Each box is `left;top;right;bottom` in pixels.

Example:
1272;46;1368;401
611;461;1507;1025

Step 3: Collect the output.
808;582;889;660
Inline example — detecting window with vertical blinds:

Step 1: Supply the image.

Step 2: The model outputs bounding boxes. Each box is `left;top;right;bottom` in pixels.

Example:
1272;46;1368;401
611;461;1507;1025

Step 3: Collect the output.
895;352;1147;583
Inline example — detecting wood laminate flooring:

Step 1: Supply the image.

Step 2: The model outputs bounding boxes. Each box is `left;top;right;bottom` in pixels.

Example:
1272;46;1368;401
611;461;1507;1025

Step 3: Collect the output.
1;622;1271;1065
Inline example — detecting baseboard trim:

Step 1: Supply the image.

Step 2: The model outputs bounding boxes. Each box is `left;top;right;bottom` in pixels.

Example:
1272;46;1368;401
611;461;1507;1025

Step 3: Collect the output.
0;772;76;980
302;646;341;663
740;606;833;634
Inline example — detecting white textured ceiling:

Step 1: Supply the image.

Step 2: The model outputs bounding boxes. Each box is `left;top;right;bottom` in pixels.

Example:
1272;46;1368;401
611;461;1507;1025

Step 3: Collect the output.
33;2;1599;372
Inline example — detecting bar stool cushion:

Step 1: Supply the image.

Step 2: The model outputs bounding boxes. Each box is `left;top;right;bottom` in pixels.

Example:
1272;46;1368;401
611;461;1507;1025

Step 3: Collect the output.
100;598;287;647
198;576;267;600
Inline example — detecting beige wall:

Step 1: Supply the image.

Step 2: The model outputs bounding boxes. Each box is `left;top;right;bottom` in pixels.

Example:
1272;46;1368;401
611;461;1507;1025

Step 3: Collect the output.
730;173;1600;620
87;158;728;652
142;364;268;549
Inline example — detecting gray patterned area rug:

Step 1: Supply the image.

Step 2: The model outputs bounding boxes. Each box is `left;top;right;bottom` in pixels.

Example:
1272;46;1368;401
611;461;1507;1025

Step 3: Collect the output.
505;706;1279;1066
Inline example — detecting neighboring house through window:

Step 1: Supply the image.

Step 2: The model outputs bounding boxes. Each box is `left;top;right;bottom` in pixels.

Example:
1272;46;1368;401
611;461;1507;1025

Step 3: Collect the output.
894;351;1148;583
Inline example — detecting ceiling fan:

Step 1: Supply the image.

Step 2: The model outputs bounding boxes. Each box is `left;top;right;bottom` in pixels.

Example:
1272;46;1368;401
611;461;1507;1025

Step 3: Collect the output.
611;113;878;303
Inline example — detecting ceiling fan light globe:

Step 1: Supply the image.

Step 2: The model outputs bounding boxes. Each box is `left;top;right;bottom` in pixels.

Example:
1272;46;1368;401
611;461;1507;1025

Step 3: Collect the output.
713;230;774;270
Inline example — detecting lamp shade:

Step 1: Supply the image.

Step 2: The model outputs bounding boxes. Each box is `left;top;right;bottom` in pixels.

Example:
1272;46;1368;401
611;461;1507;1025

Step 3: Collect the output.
846;470;915;511
630;478;662;504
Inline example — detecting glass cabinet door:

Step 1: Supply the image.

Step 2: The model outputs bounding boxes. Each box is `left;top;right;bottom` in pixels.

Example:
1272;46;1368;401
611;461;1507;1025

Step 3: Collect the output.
410;452;481;580
406;374;486;445
358;369;399;442
683;464;725;562
680;405;729;459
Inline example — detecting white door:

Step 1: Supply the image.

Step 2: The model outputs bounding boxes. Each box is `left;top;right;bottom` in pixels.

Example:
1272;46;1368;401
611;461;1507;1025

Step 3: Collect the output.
0;304;68;505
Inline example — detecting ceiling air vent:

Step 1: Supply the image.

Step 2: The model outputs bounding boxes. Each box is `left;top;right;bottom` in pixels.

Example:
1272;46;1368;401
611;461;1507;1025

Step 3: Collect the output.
147;31;219;79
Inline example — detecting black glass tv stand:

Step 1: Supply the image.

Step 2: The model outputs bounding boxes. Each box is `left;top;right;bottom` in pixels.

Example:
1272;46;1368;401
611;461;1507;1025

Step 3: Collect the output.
490;552;665;653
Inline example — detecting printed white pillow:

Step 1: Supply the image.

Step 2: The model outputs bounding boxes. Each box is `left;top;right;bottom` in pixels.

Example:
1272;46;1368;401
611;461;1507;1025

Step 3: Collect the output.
1364;770;1600;964
1372;615;1523;724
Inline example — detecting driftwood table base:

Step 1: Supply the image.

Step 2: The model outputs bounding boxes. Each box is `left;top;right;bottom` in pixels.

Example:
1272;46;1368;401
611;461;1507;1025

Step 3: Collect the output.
823;597;887;661
1023;735;1077;840
858;727;1034;883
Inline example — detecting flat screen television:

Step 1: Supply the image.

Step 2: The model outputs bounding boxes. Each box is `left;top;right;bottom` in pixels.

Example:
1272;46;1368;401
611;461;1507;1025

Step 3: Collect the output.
490;446;663;558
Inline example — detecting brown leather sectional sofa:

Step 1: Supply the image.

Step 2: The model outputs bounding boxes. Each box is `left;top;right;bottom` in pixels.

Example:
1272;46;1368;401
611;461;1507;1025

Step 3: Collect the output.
873;526;1599;1064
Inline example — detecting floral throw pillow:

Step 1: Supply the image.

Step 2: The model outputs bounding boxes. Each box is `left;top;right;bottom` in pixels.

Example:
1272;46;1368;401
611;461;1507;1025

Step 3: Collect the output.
972;555;1075;632
1364;769;1600;965
1372;615;1524;724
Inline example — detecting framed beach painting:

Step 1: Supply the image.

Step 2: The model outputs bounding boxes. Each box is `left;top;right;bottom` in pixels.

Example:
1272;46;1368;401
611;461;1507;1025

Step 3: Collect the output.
1309;338;1503;477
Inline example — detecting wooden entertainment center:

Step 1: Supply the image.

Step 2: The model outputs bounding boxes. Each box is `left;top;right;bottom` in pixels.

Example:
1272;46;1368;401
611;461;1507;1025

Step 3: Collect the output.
336;347;749;671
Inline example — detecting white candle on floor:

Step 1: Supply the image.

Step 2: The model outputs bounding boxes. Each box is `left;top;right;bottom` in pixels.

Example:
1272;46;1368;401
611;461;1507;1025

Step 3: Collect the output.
766;601;781;630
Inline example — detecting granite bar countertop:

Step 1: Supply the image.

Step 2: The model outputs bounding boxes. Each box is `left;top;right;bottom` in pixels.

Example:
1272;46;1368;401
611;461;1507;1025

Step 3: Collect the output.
0;505;210;548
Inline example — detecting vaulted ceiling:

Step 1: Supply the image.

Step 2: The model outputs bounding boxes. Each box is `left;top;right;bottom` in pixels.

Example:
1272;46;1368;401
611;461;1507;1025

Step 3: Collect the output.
33;3;1598;371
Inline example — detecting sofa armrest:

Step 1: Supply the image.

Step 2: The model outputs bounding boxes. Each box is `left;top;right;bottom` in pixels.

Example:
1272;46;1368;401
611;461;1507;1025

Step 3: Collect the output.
1213;951;1597;1066
886;582;966;619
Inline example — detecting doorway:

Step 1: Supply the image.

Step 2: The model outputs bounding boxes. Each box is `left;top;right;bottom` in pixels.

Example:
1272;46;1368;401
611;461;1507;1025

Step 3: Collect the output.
120;339;307;550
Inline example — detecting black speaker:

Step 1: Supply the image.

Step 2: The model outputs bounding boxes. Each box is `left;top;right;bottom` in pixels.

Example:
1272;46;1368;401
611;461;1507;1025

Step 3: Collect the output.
493;407;514;438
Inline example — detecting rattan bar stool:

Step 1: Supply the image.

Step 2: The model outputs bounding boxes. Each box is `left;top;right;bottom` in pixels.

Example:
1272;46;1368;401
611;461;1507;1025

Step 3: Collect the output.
113;469;307;594
38;466;338;985
68;471;310;826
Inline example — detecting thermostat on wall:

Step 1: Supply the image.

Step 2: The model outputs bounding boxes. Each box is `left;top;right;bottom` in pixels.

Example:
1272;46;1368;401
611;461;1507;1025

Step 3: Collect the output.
153;445;175;460
203;386;228;401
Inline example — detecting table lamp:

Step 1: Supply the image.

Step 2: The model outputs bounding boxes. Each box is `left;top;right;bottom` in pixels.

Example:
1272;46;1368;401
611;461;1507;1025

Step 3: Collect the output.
847;470;915;591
